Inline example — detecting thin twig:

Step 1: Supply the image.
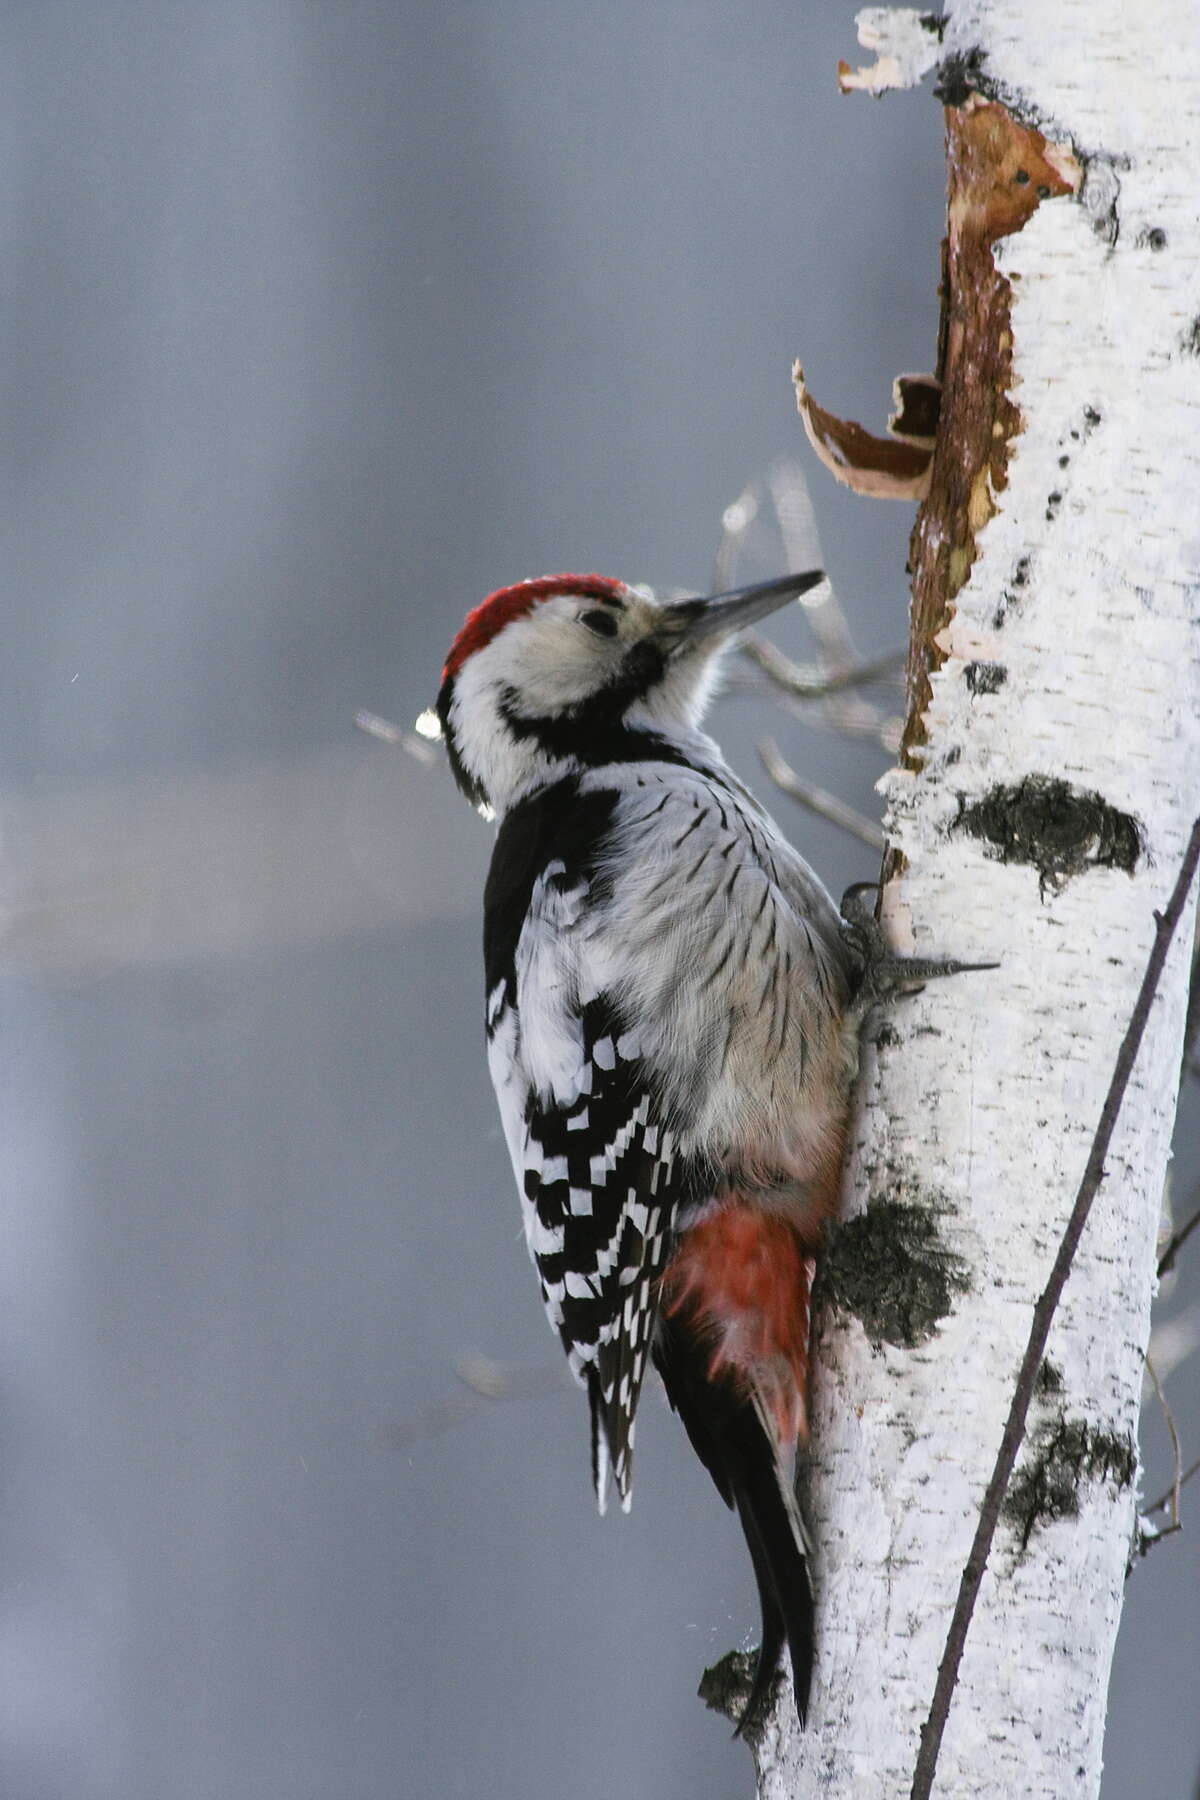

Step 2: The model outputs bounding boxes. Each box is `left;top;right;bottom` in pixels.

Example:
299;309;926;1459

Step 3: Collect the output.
355;708;440;765
1158;1188;1200;1278
1133;1514;1182;1558
910;815;1200;1800
741;634;903;700
758;739;886;852
770;688;904;753
1145;1453;1200;1518
385;1352;569;1451
1144;1353;1183;1530
1141;1303;1200;1393
764;457;890;740
1182;925;1200;1072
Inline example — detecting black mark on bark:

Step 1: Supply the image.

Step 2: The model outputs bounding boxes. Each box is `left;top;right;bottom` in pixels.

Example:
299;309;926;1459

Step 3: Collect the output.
956;775;1144;895
1079;158;1121;244
934;48;987;107
994;555;1032;628
964;661;1007;696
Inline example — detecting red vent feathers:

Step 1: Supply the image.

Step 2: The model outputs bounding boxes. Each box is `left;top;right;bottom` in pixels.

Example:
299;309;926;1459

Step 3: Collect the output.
443;574;625;680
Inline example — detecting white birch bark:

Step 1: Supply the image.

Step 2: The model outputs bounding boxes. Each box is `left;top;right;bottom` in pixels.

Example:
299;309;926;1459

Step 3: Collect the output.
749;4;1200;1795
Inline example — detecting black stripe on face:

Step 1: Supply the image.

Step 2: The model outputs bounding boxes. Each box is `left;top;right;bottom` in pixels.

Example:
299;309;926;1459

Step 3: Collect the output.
497;639;668;764
435;671;489;808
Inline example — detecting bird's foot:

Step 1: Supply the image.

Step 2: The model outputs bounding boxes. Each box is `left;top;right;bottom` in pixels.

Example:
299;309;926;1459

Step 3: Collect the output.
839;881;998;1012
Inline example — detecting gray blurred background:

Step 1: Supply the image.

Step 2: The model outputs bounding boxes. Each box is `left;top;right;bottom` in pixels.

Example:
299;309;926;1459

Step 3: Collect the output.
3;5;1196;1797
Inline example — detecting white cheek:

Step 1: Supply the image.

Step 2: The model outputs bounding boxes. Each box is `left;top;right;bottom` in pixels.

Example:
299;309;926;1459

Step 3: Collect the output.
505;614;617;709
450;624;595;811
449;660;534;803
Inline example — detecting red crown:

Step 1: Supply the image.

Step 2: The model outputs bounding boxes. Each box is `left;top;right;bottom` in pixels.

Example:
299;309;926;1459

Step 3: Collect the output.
443;574;625;680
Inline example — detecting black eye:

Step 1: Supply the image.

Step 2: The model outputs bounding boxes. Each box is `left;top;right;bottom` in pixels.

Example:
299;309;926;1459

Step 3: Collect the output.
581;609;619;638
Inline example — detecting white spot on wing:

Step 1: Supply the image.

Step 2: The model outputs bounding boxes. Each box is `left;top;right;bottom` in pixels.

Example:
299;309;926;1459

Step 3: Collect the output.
528;1215;564;1255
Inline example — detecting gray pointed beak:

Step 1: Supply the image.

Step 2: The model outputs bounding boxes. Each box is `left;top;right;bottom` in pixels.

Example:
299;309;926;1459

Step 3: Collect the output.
654;569;826;648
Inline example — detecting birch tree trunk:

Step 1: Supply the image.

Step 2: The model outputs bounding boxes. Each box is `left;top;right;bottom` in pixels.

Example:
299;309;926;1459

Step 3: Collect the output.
740;4;1200;1794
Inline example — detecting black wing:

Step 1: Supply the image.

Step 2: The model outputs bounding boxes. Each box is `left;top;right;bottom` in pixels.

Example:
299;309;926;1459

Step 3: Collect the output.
521;996;699;1509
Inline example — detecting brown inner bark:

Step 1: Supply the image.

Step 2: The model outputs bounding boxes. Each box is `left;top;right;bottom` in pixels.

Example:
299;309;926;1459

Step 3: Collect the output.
900;98;1076;772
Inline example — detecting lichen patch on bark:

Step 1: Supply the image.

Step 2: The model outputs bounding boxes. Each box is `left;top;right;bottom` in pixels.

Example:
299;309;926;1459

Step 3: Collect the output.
902;96;1078;765
699;1649;775;1737
818;1196;970;1349
1003;1414;1136;1553
955;775;1144;895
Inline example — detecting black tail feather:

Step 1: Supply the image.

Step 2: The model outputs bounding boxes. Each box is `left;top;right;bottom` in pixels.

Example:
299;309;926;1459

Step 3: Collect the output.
586;1368;607;1507
653;1313;814;1727
731;1488;789;1729
733;1436;814;1727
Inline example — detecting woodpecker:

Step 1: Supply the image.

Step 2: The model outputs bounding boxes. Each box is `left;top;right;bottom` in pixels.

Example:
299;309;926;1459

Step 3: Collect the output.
436;569;862;1727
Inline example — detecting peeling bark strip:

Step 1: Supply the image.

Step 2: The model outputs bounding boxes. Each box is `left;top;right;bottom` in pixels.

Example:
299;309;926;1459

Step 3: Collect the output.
792;364;936;500
837;9;944;96
902;98;1076;762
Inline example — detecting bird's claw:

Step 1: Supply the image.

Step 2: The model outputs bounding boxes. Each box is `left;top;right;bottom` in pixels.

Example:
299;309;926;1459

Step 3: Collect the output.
839;882;998;1011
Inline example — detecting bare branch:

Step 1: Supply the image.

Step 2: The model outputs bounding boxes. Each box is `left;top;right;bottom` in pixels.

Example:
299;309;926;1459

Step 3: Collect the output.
758;740;886;852
1145;1353;1183;1531
355;708;440;765
741;634;903;701
1158;1188;1200;1278
910;815;1200;1800
1145;1453;1200;1520
715;458;902;747
1182;919;1200;1074
385;1353;569;1451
